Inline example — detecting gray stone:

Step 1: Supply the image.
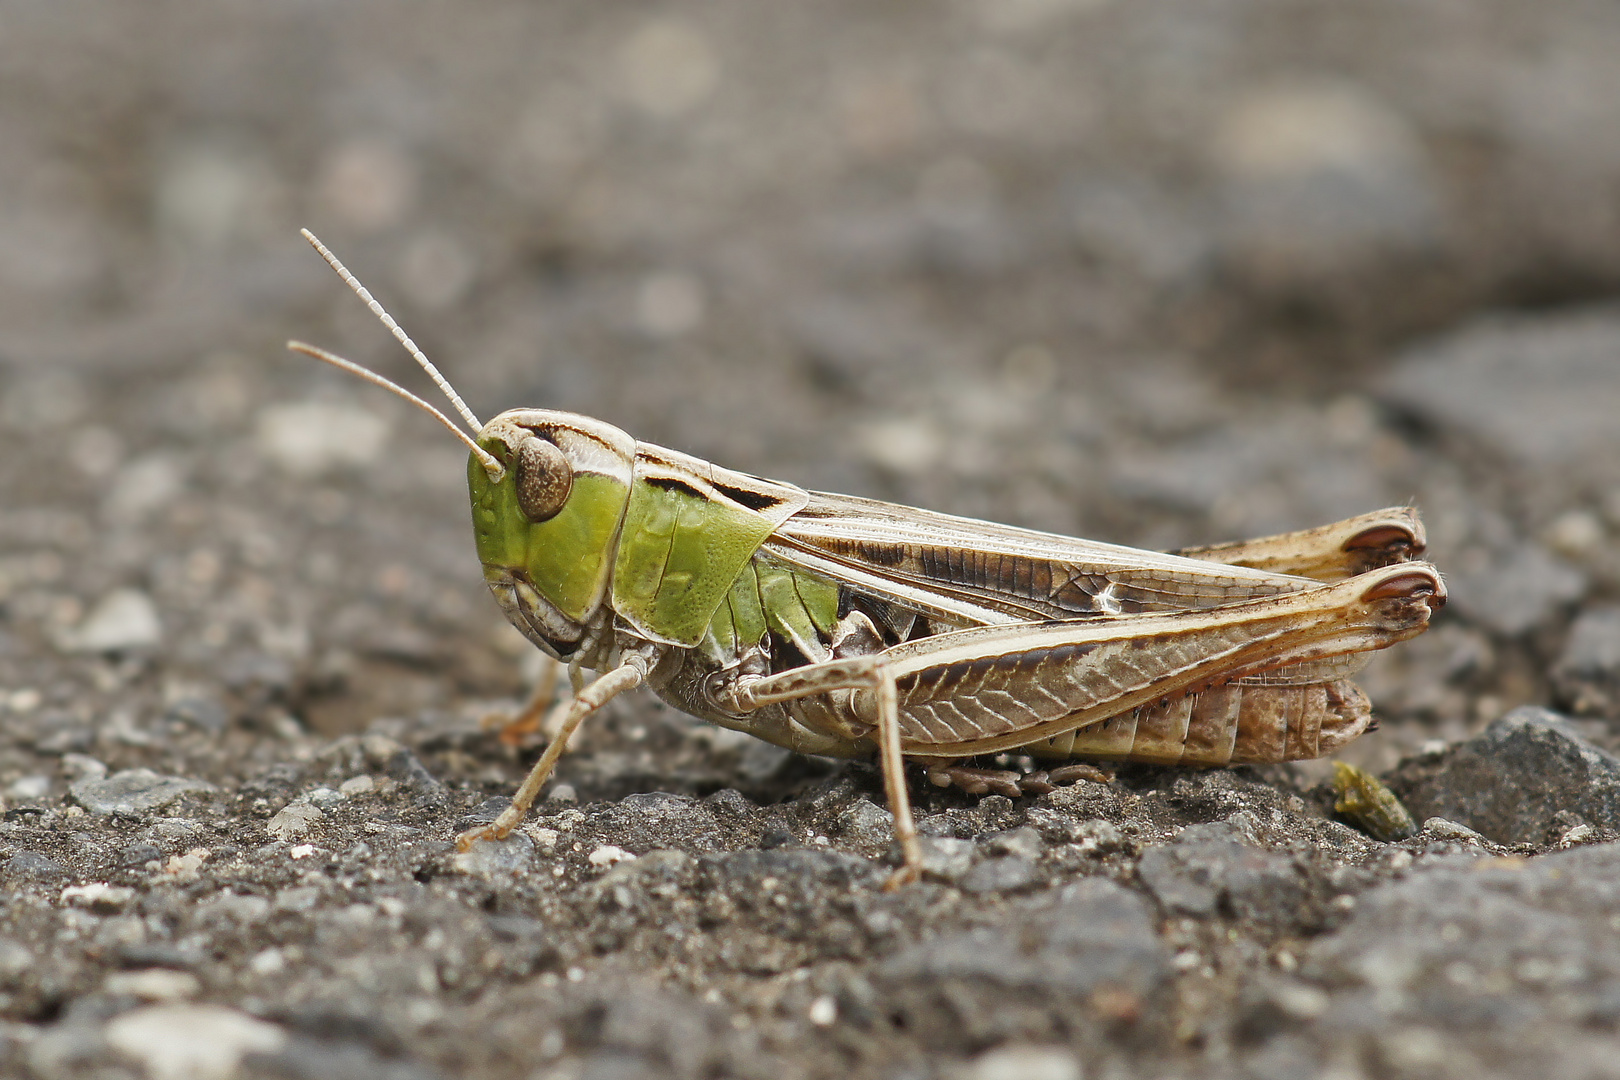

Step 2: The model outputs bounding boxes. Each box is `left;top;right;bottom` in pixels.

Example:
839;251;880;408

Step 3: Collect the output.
1304;844;1620;1041
1443;542;1586;637
734;738;793;781
834;798;894;845
980;826;1043;860
451;831;535;880
1391;706;1620;845
378;746;444;804
70;769;215;816
1553;605;1620;718
1138;825;1316;930
880;877;1170;998
1382;307;1620;482
5;851;67;881
916;835;976;883
118;842;163;867
960;855;1038;894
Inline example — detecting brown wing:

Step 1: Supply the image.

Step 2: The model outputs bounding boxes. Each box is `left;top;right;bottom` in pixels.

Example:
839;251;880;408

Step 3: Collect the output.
767;491;1319;627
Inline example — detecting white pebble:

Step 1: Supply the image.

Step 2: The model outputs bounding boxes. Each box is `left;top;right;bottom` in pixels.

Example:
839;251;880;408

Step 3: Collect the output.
103;969;201;1003
255;401;389;477
248;948;287;975
807;995;838;1026
339;775;376;796
66;589;162;653
105;1005;286;1080
968;1045;1083;1080
60;883;137;913
588;845;637;867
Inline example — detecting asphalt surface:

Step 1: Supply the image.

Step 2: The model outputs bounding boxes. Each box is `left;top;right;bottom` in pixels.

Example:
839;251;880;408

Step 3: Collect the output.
2;4;1620;1079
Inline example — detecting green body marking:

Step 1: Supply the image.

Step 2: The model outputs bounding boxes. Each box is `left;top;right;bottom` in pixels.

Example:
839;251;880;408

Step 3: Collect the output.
611;471;783;647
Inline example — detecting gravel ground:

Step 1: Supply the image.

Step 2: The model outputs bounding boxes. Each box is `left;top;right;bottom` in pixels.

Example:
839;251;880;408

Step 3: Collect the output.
4;3;1620;1079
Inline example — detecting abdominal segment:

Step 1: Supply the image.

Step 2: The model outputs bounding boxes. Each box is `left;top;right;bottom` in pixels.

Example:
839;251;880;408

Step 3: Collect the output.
1022;678;1372;766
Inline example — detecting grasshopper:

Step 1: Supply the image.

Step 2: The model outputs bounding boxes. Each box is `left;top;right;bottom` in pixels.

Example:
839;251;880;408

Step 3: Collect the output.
289;229;1445;887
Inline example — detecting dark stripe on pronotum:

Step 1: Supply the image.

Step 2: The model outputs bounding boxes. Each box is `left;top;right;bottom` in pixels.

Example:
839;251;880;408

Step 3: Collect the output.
643;475;705;500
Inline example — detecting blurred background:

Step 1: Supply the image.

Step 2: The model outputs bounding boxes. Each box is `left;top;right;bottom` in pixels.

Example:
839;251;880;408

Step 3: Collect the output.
3;0;1620;782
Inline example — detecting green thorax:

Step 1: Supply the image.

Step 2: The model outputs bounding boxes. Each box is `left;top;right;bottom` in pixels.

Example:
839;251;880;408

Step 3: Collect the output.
610;443;810;646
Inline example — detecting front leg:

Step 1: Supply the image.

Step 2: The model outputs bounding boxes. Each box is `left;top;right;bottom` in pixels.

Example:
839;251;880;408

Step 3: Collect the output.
457;646;658;852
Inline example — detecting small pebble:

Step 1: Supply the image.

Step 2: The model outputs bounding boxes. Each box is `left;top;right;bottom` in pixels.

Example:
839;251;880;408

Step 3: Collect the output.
587;844;637;867
6;775;49;801
248;948;286;975
274;886;321;912
265;801;325;841
961;856;1038;894
807;995;837;1026
525;826;560;854
1422;818;1486;843
339;775;376;796
60;882;136;913
163;849;209;879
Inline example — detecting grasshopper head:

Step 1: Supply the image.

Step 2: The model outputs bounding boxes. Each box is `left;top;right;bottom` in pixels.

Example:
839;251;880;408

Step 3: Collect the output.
469;409;637;659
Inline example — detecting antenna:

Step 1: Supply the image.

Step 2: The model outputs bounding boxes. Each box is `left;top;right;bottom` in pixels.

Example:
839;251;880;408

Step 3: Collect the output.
298;228;485;434
287;341;504;479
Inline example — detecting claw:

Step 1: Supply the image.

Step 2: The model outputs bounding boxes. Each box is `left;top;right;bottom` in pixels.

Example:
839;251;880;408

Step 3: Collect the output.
883;863;921;891
454;823;504;853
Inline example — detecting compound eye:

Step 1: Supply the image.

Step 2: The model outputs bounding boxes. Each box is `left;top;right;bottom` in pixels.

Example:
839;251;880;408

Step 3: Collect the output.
514;434;573;523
